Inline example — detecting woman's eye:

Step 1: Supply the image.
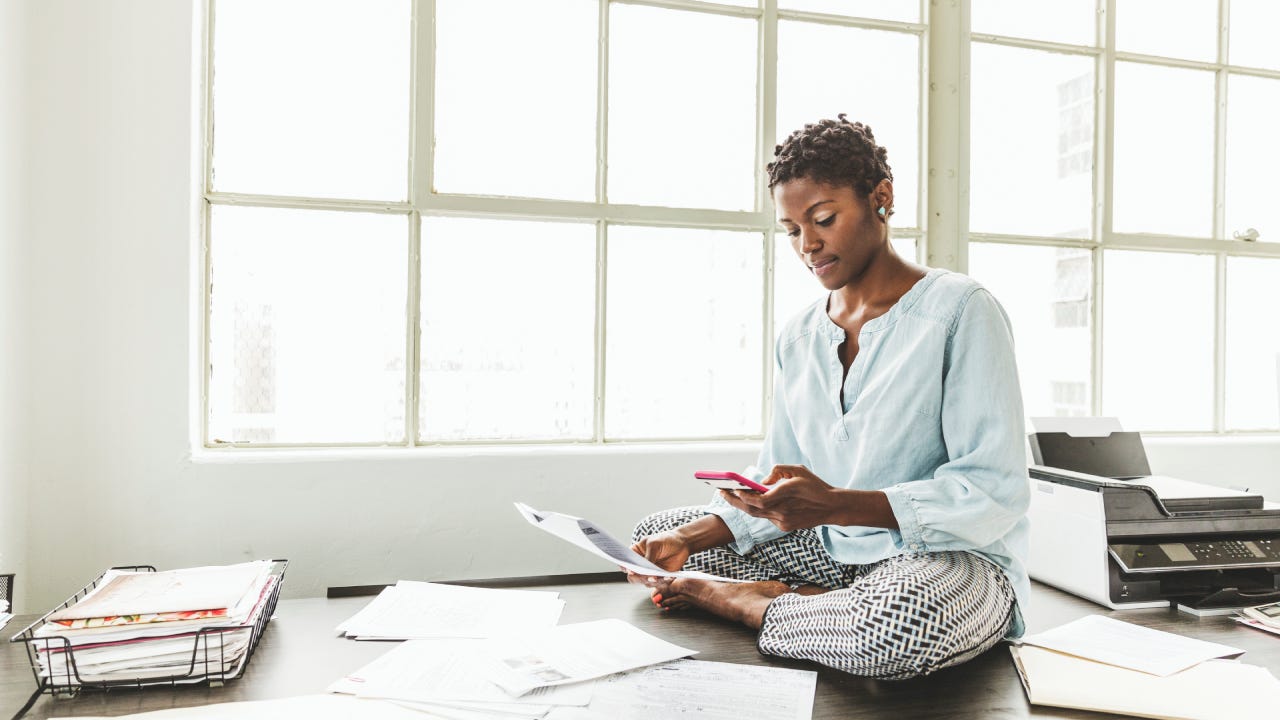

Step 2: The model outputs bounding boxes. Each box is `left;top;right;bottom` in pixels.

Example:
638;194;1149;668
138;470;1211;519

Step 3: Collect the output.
815;216;835;227
785;227;801;237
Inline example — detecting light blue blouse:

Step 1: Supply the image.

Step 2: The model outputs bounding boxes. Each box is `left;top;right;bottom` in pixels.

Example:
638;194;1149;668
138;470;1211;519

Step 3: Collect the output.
706;268;1031;638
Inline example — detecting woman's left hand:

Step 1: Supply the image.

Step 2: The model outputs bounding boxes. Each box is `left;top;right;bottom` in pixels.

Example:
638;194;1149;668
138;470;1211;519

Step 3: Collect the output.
719;464;845;532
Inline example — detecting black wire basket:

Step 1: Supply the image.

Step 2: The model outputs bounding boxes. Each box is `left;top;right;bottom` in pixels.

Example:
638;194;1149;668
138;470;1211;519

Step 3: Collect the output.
7;559;288;698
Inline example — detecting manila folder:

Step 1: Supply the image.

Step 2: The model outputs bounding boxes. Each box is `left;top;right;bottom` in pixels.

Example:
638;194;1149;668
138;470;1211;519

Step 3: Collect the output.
1009;644;1279;720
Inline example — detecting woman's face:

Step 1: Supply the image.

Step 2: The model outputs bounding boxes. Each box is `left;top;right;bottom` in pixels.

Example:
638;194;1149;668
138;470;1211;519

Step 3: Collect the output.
773;177;889;291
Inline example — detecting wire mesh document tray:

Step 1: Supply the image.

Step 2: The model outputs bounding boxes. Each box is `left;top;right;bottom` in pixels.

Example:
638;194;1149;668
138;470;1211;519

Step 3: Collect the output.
7;559;288;698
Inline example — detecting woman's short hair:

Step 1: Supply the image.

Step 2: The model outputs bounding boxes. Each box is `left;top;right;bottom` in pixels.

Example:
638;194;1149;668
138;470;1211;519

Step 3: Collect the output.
766;114;894;198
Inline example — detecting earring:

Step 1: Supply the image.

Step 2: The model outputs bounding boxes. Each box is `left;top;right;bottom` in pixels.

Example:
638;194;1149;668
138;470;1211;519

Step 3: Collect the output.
877;207;887;217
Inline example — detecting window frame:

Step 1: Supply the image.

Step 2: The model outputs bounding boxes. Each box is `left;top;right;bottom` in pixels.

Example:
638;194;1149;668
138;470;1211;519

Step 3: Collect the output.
199;0;929;449
964;0;1280;436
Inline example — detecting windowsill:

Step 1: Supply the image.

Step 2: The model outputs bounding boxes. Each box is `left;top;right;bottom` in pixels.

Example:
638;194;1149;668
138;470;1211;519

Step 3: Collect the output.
189;438;766;464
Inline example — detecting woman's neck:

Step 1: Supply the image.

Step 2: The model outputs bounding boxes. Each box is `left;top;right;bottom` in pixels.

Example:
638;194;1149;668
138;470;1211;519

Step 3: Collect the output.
827;248;925;322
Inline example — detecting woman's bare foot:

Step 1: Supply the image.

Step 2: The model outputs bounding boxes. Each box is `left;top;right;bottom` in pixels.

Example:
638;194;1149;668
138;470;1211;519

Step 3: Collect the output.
644;577;793;630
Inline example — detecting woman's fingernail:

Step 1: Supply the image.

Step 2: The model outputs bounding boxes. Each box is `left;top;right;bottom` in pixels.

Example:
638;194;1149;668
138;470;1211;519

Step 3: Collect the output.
653;594;663;603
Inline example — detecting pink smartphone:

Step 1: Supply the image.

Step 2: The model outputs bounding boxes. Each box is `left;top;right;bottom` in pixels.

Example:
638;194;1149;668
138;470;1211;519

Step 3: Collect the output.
695;470;770;493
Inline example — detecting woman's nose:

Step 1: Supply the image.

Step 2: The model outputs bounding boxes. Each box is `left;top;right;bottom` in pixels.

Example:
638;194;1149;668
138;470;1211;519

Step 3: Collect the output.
799;229;821;254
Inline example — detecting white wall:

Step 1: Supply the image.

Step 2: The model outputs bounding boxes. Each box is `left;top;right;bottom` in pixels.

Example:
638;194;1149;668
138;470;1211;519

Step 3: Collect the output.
15;0;759;610
16;0;1280;611
0;0;31;611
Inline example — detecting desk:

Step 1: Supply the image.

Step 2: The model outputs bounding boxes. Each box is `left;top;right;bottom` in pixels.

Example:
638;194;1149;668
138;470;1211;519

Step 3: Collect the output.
4;579;1279;719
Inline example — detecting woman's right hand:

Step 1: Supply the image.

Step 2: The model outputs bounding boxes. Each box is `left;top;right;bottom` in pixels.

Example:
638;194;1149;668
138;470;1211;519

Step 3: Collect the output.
631;531;692;574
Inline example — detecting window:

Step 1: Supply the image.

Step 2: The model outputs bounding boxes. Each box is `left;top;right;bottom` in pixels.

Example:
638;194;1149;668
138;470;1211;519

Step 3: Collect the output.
203;0;926;447
967;0;1280;432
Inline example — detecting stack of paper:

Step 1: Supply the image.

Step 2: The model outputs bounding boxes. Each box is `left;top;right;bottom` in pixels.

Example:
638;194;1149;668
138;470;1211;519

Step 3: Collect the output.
1233;599;1280;636
335;581;565;640
28;561;276;684
1011;615;1279;720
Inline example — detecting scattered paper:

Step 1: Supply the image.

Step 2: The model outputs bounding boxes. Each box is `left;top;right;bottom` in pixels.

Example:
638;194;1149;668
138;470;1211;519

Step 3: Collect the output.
1011;644;1280;720
336;581;564;640
484;618;697;696
514;502;745;583
545;659;817;720
330;637;591;710
1018;615;1243;676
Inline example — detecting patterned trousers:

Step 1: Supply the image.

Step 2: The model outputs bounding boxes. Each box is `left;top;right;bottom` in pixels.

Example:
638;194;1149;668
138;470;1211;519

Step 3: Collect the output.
633;506;1016;680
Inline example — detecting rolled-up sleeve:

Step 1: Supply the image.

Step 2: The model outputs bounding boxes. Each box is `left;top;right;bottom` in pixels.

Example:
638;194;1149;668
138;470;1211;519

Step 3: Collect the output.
880;288;1030;552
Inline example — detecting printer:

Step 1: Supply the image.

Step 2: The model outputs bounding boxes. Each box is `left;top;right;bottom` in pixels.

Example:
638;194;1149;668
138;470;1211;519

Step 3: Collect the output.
1027;426;1280;612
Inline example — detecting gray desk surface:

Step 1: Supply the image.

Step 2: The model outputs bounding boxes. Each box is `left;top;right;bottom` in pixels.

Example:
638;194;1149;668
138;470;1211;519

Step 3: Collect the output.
4;579;1279;719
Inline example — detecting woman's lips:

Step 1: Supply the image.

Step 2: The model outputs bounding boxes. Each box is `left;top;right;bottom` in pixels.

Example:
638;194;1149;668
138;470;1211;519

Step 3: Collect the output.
811;257;837;277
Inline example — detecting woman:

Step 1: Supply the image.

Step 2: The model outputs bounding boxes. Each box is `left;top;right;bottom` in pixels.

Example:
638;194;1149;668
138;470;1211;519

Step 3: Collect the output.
629;115;1029;679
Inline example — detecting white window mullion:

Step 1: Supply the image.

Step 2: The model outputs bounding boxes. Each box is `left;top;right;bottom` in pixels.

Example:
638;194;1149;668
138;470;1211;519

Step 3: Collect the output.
593;220;608;443
406;212;422;446
1214;0;1231;243
200;0;216;446
1214;252;1228;433
759;0;778;441
407;0;437;445
1211;0;1231;433
924;0;967;272
593;0;610;443
1093;0;1116;417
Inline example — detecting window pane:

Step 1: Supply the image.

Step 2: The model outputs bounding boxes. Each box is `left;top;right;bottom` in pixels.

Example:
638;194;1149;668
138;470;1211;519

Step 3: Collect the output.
972;0;1096;46
773;236;915;330
1230;0;1280;70
779;1;919;23
970;45;1094;238
1116;0;1217;62
1102;250;1214;431
208;206;408;444
777;23;920;225
606;227;764;438
1226;75;1280;244
968;244;1093;420
212;0;411;200
1112;63;1215;237
608;5;756;210
1226;256;1280;430
419;218;595;441
434;0;597;201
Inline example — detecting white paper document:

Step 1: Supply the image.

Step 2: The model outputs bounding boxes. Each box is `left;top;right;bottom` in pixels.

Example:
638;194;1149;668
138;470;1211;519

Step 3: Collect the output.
1132;475;1256;500
336;581;564;640
330;637;592;710
484;618;697;696
514;502;745;583
545;659;817;720
1018;615;1243;676
1011;644;1280;720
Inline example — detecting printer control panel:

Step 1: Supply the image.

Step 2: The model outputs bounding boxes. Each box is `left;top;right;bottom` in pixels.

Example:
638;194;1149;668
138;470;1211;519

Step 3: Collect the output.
1110;538;1280;573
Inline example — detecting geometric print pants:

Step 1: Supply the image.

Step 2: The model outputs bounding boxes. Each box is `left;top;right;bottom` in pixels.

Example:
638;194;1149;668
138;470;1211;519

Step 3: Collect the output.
632;506;1016;680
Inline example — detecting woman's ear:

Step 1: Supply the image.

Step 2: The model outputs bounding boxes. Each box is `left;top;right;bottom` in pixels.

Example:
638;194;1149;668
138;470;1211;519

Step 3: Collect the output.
871;179;894;223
